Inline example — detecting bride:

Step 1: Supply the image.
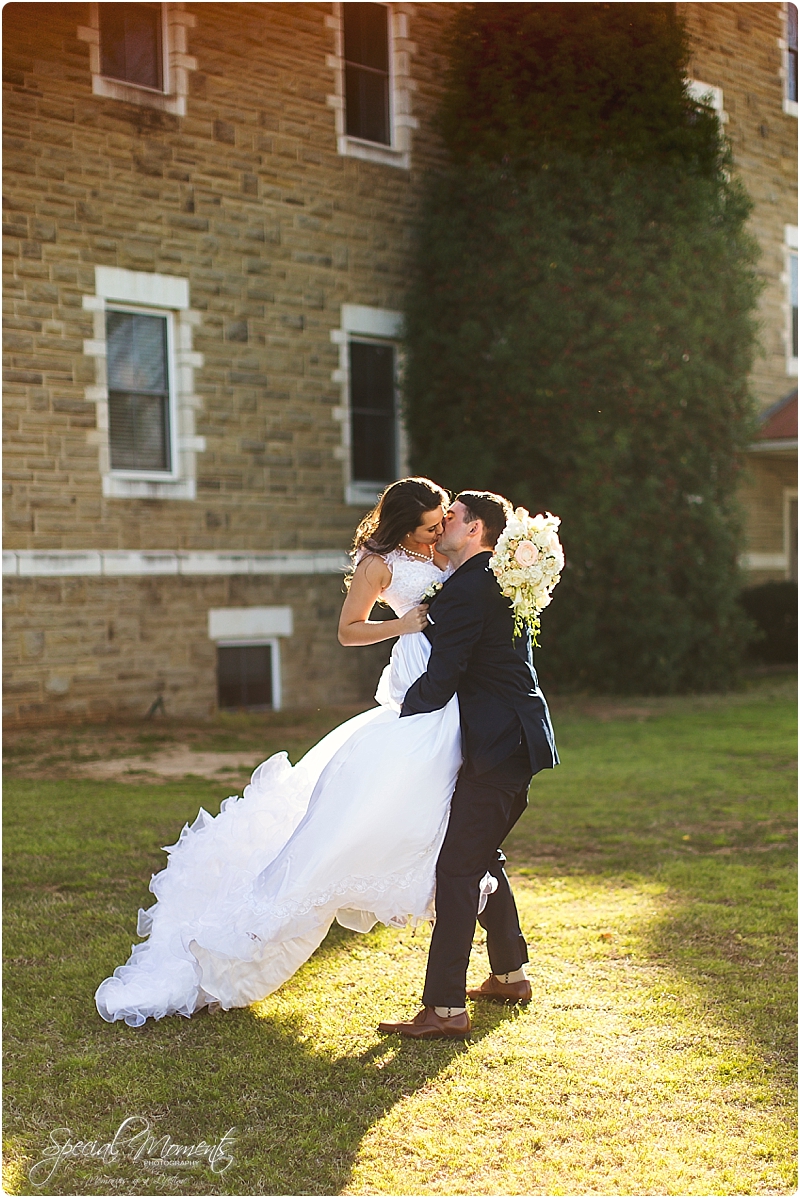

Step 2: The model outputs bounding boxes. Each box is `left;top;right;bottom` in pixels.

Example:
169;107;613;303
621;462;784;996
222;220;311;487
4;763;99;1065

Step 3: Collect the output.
96;477;469;1027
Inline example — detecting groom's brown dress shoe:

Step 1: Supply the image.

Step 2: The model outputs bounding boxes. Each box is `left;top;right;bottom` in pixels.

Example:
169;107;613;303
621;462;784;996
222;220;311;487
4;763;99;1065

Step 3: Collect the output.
378;1006;471;1039
466;975;532;1004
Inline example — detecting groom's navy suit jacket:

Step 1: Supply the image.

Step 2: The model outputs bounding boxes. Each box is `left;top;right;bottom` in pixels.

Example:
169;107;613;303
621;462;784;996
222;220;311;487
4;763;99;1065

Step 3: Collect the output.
400;551;559;778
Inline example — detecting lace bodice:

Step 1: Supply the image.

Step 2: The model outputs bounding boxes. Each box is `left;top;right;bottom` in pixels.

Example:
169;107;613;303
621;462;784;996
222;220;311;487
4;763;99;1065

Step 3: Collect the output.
357;547;451;616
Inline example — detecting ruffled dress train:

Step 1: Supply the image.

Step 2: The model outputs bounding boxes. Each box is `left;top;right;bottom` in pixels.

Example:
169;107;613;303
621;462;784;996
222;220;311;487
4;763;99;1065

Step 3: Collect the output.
95;553;463;1027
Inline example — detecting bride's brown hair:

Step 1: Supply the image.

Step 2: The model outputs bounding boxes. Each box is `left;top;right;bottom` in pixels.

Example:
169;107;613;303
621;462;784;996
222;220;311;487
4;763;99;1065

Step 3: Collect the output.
351;477;450;560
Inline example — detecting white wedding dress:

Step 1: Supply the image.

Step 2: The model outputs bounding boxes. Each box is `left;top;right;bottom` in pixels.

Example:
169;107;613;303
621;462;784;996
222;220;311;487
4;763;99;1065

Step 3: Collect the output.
95;550;465;1027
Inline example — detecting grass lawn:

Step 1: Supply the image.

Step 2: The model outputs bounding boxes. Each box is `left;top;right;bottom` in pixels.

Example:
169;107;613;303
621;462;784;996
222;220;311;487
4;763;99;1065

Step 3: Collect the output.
3;676;797;1195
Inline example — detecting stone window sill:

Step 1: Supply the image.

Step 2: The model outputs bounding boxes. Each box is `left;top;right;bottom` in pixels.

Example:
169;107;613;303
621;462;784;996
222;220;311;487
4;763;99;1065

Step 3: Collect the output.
337;135;410;171
92;74;187;116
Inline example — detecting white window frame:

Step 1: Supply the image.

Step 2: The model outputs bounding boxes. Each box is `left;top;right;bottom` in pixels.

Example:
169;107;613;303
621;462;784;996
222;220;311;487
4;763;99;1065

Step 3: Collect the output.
784;225;798;377
215;639;282;712
83;266;205;500
686;79;729;124
326;2;418;170
779;1;799;118
331;305;408;507
77;2;197;117
104;303;179;483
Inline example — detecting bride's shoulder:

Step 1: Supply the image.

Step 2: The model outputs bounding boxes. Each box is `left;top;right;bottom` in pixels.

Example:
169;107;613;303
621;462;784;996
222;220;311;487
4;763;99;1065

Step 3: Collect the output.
353;548;393;583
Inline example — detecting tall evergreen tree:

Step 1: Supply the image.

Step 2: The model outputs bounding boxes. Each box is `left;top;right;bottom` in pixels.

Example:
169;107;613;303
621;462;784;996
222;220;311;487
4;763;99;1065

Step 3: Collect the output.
404;2;761;693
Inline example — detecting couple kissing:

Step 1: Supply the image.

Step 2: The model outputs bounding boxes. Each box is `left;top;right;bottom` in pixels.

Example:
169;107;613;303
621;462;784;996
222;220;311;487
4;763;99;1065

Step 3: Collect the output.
96;478;558;1038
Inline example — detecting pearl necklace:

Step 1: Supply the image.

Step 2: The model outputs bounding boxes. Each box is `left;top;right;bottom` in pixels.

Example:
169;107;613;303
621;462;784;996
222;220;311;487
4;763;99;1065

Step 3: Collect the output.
400;541;434;562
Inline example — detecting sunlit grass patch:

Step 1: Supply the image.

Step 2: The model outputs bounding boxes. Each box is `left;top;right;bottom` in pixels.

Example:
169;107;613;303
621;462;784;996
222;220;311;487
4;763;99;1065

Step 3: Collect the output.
346;874;795;1195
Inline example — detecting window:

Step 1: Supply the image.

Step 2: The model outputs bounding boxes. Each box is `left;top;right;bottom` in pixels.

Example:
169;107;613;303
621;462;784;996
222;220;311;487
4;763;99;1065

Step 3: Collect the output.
208;607;290;709
331;305;406;505
83;266;205;500
686;80;728;124
327;3;416;169
77;4;197;116
107;311;173;472
100;3;164;91
789;4;798;104
349;341;397;484
217;643;275;710
343;3;390;145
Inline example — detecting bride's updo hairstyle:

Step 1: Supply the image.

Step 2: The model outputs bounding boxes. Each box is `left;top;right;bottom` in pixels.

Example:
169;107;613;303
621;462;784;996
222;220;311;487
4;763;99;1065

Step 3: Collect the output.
351;476;450;560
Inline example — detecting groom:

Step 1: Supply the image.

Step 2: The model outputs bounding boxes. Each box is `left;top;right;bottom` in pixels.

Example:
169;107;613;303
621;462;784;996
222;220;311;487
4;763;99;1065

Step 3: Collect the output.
379;491;559;1039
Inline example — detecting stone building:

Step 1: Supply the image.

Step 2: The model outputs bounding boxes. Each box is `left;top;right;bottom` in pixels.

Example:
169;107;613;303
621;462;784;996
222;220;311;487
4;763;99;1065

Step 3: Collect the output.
3;2;797;725
681;1;798;583
3;0;452;723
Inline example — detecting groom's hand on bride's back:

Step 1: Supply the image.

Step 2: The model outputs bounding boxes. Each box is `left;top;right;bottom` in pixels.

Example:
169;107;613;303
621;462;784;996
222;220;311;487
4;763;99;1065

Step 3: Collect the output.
397;604;429;635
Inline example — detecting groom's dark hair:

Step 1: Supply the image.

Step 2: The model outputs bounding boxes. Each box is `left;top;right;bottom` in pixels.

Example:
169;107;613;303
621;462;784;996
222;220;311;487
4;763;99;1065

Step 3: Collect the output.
455;490;512;549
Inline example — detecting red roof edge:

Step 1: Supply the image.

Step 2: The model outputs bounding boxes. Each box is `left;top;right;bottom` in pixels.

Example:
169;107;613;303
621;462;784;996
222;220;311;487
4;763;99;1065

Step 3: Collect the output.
758;390;797;441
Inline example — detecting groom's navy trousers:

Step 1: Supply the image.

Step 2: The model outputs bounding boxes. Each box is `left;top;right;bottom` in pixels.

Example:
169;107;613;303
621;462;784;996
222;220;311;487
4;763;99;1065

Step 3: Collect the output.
400;551;558;1008
421;739;532;1008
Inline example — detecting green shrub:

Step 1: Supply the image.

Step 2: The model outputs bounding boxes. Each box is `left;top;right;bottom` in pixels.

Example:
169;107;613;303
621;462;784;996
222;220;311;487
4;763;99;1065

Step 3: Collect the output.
740;581;798;664
404;2;762;693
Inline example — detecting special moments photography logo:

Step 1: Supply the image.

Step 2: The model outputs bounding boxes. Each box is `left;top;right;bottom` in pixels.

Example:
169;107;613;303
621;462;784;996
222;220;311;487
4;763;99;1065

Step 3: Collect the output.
28;1116;237;1186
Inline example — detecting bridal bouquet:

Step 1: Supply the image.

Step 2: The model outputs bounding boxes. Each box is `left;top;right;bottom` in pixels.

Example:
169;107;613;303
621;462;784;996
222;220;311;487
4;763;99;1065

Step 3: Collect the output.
489;508;564;642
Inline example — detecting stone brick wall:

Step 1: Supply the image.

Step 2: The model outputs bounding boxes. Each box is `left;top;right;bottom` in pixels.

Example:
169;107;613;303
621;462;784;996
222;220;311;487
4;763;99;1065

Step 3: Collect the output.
680;2;797;411
3;571;390;724
3;1;451;553
3;1;448;723
679;2;798;581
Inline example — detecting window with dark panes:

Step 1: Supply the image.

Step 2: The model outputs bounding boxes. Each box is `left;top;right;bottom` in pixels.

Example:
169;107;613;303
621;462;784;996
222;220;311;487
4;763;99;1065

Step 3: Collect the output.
349;341;397;483
107;311;172;472
100;3;164;91
217;645;274;710
789;4;798;104
343;3;391;145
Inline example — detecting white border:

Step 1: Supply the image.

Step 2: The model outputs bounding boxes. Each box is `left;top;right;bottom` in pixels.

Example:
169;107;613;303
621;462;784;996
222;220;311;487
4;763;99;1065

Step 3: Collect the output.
214;638;282;711
208;606;294;639
687;79;728;124
83;267;205;500
77;2;197;117
779;1;799;118
2;550;349;578
326;2;418;170
740;552;789;571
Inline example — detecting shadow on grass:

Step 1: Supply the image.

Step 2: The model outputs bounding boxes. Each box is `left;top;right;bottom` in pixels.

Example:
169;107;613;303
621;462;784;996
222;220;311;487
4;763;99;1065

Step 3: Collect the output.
230;999;516;1196
6;944;519;1196
637;855;797;1075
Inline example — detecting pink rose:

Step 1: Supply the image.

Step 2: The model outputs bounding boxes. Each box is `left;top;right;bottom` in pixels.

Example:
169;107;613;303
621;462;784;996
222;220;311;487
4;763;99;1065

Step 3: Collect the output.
514;540;539;567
